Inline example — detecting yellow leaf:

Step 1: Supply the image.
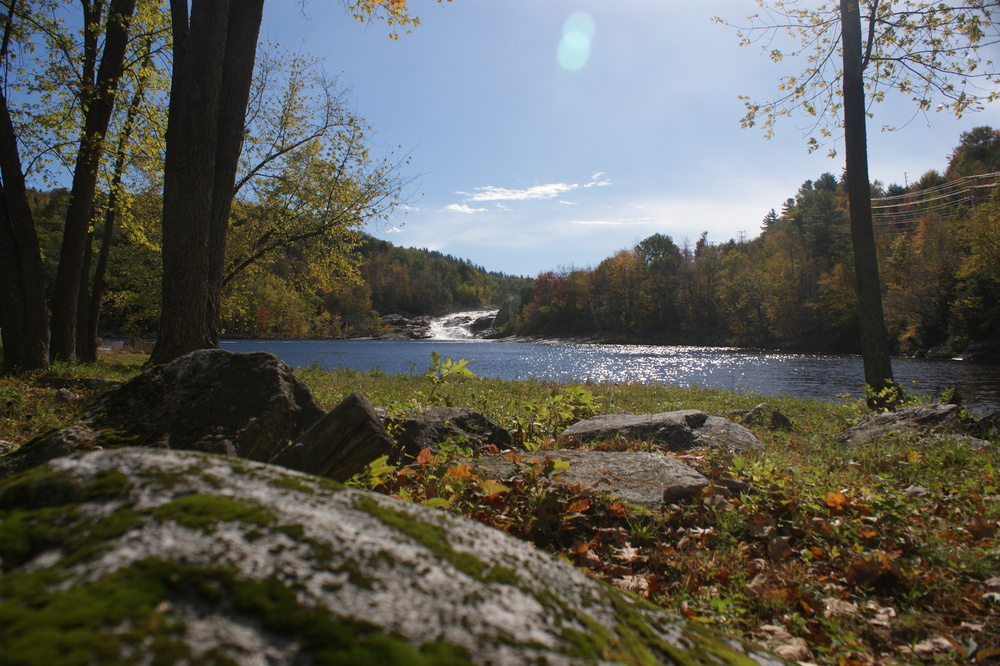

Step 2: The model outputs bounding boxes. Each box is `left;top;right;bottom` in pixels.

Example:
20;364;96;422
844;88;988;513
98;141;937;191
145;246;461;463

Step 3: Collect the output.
479;479;510;497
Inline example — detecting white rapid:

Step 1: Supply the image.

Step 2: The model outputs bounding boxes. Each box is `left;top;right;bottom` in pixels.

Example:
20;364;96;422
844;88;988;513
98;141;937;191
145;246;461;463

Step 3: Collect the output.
427;310;499;340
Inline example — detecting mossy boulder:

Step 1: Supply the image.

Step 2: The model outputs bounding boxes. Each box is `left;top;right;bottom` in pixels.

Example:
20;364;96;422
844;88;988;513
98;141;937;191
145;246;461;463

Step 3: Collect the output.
0;448;786;665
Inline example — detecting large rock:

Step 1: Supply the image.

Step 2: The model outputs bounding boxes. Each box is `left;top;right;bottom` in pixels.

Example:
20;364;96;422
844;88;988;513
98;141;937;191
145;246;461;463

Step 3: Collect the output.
470;450;710;507
388;406;518;459
835;403;966;446
378;314;433;339
0;349;325;479
0;448;786;665
561;411;761;453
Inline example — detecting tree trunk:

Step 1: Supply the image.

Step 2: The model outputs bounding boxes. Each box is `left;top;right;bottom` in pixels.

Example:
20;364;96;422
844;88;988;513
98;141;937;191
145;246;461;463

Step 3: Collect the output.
0;2;49;373
207;0;266;347
151;0;264;365
0;89;49;373
77;55;150;364
839;0;895;398
49;0;137;360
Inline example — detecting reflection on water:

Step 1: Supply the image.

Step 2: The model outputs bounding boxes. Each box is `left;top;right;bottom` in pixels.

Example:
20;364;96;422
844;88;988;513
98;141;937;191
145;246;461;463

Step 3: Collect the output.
220;339;1000;415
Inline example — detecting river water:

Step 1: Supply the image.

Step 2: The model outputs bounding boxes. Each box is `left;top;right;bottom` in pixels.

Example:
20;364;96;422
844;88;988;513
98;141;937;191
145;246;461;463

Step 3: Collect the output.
219;337;1000;416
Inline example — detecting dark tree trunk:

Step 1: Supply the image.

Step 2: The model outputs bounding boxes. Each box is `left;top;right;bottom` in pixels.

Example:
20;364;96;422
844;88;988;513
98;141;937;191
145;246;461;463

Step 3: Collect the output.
49;0;137;360
151;0;264;364
0;116;49;372
207;0;266;347
77;54;150;364
839;0;895;398
0;2;49;373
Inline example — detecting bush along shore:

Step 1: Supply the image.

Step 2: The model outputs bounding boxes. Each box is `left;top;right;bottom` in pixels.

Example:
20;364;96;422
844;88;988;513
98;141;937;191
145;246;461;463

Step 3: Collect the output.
1;351;998;664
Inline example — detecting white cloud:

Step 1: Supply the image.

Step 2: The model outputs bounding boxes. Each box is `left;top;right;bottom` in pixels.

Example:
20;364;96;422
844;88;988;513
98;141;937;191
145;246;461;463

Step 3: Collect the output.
465;182;577;202
458;174;612;204
443;203;488;214
558;200;577;205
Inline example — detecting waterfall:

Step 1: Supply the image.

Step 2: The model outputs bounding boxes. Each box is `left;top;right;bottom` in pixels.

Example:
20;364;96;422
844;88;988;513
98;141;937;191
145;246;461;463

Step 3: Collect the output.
427;310;499;340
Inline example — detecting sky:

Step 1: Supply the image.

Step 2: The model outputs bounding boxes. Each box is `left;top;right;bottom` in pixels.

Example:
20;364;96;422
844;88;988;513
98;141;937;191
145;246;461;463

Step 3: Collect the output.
263;0;1000;278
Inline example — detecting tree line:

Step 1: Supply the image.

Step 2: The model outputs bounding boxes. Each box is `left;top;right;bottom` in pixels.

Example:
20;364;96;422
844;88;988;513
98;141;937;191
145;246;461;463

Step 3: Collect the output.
25;186;530;340
510;127;1000;357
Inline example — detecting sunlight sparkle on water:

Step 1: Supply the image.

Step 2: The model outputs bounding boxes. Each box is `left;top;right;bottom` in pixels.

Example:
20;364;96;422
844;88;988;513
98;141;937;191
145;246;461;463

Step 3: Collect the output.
558;11;595;71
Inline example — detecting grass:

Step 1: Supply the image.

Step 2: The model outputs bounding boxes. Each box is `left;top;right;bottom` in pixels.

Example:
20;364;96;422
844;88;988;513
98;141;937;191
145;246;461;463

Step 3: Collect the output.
2;351;998;664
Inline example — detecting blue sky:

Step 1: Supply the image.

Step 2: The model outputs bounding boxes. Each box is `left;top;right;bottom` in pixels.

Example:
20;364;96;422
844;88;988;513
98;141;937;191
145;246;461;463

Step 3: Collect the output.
264;0;1000;277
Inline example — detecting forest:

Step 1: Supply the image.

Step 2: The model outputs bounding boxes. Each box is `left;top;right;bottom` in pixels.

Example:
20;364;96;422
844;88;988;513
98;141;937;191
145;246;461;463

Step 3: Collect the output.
28;187;531;340
511;126;1000;358
24;126;1000;354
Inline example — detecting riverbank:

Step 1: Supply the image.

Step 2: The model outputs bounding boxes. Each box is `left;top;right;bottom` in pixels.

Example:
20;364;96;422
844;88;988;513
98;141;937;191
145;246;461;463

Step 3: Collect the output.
1;353;998;664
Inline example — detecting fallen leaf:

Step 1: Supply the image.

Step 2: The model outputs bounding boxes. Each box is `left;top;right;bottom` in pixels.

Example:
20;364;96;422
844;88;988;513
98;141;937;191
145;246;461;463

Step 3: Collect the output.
614;543;640;562
603;564;633;577
478;479;510;497
968;516;996;540
823;597;858;617
768;536;793;563
576;549;603;569
445;464;472;481
611;575;651;596
825;490;851;511
565;498;591;514
415;448;434;464
772;637;812;661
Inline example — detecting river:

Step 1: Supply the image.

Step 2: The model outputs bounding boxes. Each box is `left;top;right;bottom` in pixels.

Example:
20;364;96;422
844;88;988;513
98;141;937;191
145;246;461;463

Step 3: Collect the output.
220;327;1000;416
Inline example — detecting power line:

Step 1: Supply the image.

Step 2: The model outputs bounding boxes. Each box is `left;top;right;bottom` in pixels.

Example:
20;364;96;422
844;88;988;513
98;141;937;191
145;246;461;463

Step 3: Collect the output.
870;171;999;227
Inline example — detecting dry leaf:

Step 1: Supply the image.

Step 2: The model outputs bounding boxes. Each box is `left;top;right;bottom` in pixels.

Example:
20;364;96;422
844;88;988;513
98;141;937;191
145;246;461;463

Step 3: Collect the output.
823;597;858;617
773;637;812;661
415;447;434;464
824;490;850;511
768;536;793;563
614;543;640;562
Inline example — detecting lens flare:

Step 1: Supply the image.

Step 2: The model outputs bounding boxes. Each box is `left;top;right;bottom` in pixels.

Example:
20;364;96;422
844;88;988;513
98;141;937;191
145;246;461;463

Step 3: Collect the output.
558;11;595;71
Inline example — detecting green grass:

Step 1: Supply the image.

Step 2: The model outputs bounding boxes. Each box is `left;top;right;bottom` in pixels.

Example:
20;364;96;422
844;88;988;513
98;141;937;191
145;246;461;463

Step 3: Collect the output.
2;352;997;665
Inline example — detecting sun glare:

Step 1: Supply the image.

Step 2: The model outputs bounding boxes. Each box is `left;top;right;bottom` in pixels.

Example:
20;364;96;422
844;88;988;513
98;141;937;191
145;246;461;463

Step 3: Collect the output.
558;11;595;71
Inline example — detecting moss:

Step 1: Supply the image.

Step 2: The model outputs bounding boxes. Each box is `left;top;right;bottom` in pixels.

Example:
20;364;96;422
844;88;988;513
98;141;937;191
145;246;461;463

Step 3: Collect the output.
354;496;497;583
0;560;190;665
153;494;276;531
1;556;443;665
0;505;75;571
84;469;132;500
94;428;144;448
0;467;76;509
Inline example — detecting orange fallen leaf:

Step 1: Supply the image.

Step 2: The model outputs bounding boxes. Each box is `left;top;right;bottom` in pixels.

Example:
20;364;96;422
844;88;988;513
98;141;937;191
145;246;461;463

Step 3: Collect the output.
415;448;434;465
445;464;472;481
824;490;850;511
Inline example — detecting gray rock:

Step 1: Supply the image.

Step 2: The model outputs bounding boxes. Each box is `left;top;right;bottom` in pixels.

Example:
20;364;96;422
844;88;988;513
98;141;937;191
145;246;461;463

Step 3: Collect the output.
388;406;518;459
469;449;710;507
0;448;785;665
378;314;433;339
835;403;963;446
0;349;325;479
698;416;765;452
53;388;79;404
739;403;793;431
560;410;760;453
